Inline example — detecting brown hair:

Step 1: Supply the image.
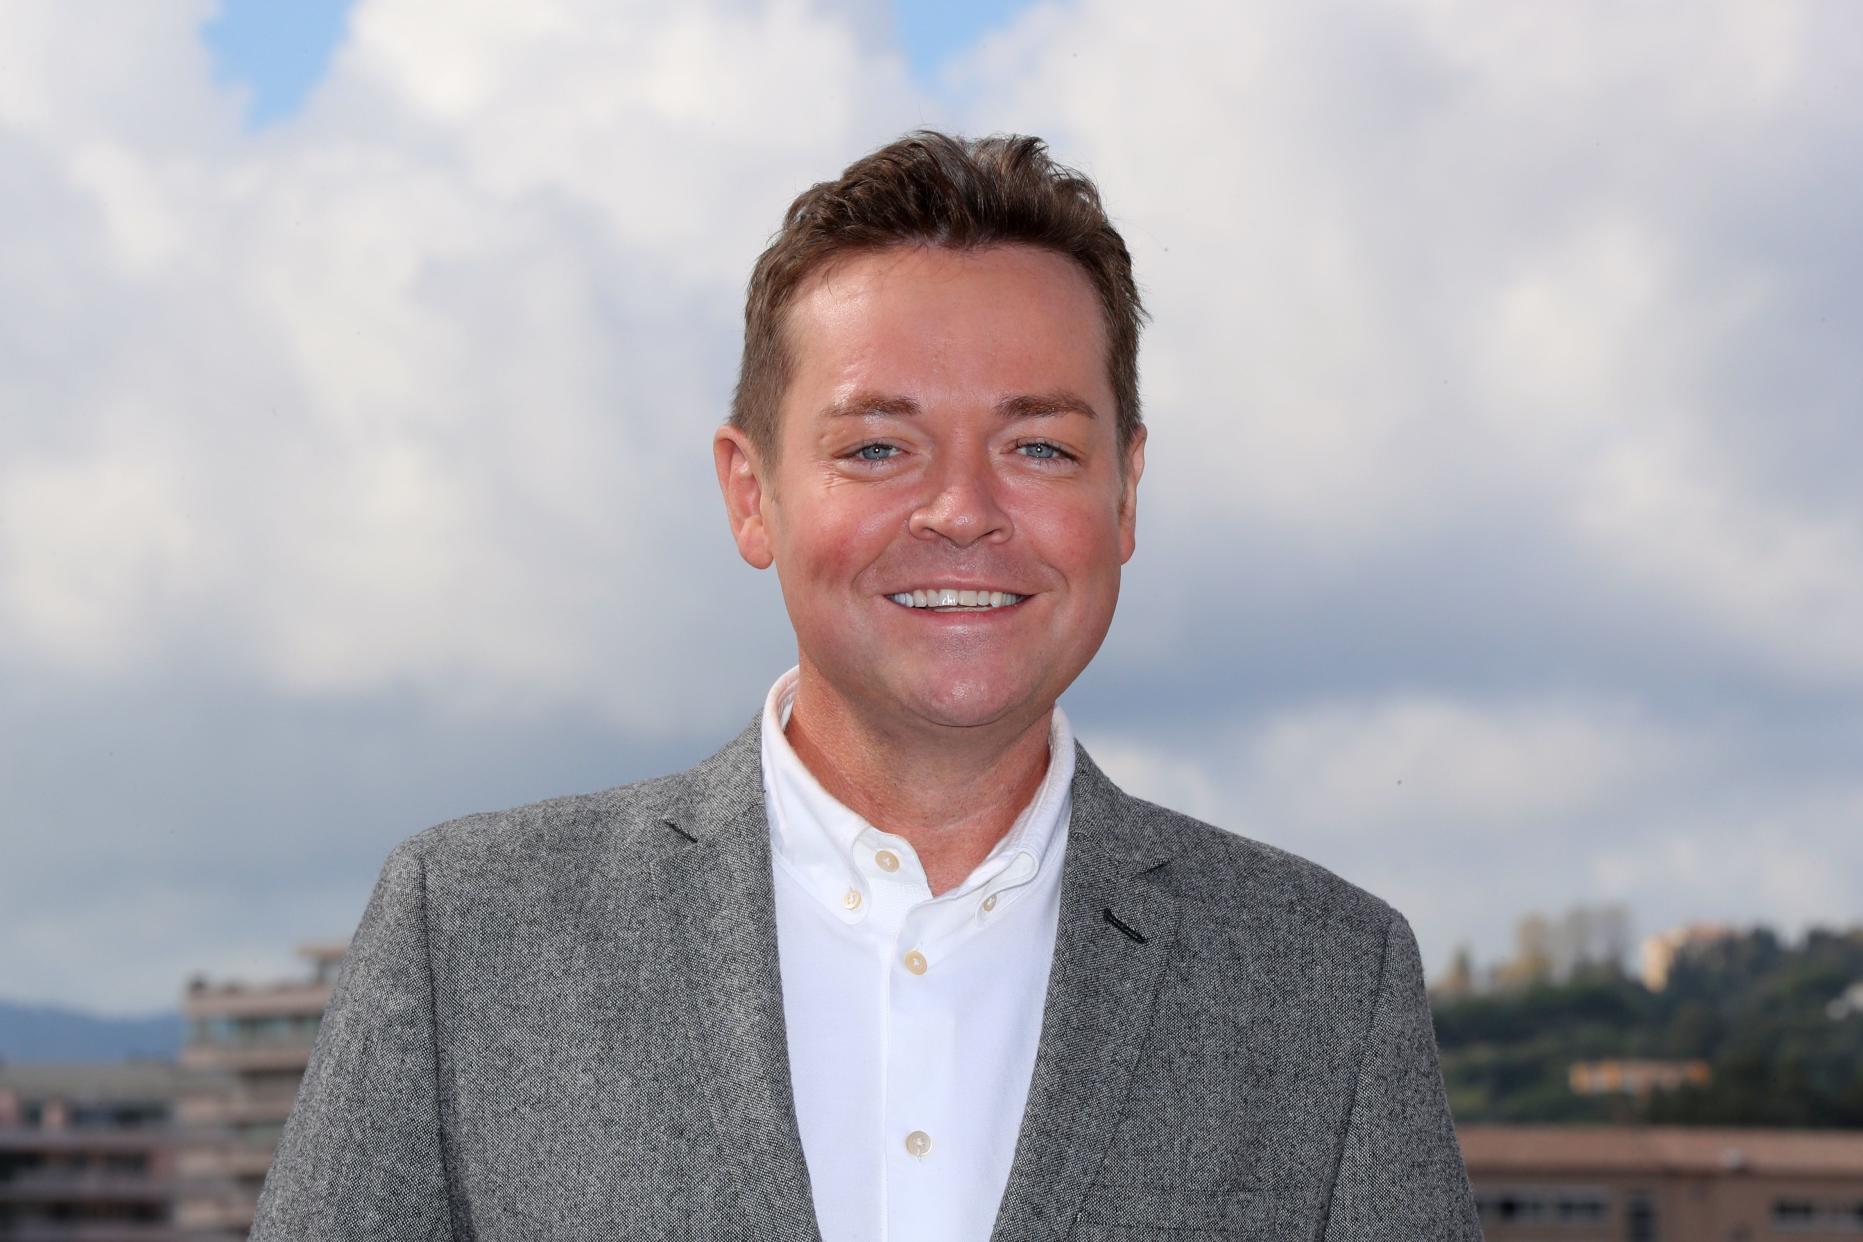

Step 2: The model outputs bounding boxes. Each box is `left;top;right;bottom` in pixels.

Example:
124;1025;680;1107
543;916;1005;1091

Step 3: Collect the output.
730;130;1146;460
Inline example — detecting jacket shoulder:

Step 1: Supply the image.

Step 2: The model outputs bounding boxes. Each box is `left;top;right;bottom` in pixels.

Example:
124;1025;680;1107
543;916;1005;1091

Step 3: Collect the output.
385;717;762;876
391;767;702;878
1126;793;1399;947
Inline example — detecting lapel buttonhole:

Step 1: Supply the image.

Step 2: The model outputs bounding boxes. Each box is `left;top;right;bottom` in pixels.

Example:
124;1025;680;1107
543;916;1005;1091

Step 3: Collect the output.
1102;907;1147;944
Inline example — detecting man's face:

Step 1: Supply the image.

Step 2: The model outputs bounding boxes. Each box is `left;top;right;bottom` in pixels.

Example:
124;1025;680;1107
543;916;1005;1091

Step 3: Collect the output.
715;243;1144;737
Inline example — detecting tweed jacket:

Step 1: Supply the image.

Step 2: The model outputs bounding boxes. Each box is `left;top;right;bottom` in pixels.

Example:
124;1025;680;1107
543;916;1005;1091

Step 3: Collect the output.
250;720;1482;1241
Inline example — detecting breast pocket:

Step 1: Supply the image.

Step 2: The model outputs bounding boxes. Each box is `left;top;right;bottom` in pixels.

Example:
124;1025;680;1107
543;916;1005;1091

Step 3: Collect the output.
1070;1184;1308;1240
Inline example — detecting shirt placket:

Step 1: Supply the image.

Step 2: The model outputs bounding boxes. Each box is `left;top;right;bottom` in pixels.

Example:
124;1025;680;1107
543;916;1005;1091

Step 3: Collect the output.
848;831;932;1242
869;832;1039;1242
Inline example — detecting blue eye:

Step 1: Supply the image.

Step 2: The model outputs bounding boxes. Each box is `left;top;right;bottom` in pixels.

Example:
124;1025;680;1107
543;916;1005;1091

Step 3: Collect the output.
1019;441;1066;460
854;443;897;462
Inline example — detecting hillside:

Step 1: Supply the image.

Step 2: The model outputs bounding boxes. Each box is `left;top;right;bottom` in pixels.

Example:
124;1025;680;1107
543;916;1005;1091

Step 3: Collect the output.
1433;926;1863;1127
0;999;183;1063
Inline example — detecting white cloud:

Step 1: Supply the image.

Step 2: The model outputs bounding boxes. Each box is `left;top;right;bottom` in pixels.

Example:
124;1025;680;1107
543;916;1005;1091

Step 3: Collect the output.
0;0;234;148
0;0;921;730
955;0;1863;681
1;454;208;673
1088;695;1859;979
1243;696;1685;831
1091;693;1692;859
1587;779;1863;944
2;0;1861;1010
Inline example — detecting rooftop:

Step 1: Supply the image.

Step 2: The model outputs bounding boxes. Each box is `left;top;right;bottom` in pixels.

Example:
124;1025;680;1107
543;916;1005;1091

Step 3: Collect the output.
1461;1125;1863;1177
0;1061;203;1102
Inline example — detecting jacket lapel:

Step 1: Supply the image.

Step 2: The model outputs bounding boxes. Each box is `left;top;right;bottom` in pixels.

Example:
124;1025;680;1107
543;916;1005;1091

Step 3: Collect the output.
642;725;1177;1242
649;721;823;1241
990;743;1182;1242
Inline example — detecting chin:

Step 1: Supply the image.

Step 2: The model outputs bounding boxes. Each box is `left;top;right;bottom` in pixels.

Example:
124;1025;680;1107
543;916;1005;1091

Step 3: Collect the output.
900;672;1045;731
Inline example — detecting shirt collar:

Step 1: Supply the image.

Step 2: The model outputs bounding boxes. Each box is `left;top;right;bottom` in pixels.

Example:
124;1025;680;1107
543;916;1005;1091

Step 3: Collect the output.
759;666;1074;912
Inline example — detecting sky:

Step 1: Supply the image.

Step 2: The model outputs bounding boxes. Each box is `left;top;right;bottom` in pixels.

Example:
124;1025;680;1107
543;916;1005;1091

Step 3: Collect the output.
3;0;1860;1017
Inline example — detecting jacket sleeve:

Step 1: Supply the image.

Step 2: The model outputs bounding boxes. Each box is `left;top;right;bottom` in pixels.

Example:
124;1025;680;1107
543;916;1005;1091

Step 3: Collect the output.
250;838;457;1241
1322;911;1483;1241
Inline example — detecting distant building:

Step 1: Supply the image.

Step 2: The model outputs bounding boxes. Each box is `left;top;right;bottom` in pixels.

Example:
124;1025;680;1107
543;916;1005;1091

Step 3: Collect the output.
1640;922;1736;991
1463;1124;1863;1241
1826;979;1863;1021
1432;943;1479;998
0;1060;195;1241
172;943;343;1239
1568;1058;1712;1099
1489;903;1635;991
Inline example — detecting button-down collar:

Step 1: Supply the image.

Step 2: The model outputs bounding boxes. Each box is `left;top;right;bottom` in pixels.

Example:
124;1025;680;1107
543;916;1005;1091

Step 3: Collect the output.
760;666;1074;944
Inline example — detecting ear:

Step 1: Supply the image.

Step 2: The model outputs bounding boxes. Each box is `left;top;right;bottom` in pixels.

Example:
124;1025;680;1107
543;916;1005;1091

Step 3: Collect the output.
1117;423;1146;564
713;425;774;570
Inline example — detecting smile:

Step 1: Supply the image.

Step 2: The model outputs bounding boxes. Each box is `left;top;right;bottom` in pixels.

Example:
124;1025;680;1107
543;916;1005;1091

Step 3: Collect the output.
886;588;1028;610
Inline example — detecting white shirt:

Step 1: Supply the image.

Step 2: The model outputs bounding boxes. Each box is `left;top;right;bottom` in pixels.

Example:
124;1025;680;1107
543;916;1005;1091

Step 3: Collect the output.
760;667;1074;1242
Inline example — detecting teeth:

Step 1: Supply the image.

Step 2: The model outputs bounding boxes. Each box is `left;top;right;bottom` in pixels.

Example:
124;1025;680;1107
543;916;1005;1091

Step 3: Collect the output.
887;588;1027;610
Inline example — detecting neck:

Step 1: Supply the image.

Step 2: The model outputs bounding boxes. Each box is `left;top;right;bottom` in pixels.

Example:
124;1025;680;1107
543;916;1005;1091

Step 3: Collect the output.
784;670;1054;897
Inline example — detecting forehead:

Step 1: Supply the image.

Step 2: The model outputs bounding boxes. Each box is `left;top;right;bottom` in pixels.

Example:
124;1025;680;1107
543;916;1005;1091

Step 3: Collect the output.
778;244;1112;427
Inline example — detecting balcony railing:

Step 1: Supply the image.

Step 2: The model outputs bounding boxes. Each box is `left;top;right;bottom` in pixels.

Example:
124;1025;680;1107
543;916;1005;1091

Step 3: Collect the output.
178;1044;315;1073
182;983;331;1021
0;1168;175;1202
0;1127;175;1154
173;1145;274;1179
170;1194;257;1231
173;1092;300;1126
3;1226;186;1242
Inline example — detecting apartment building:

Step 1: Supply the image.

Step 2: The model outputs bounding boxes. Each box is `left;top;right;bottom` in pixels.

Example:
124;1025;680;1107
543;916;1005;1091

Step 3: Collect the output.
1464;1123;1863;1241
0;1060;193;1242
1567;1058;1713;1099
172;943;343;1239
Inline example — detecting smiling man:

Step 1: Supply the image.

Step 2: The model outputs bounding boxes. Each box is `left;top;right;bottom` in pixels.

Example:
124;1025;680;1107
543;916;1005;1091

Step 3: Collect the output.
715;240;1135;900
252;133;1480;1241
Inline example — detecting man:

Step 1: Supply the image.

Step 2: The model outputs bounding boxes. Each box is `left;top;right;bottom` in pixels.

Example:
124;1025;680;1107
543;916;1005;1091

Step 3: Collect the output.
252;132;1480;1241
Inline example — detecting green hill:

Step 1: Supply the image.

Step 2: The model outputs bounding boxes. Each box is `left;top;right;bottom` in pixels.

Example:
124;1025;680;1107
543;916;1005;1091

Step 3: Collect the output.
0;999;183;1063
1432;926;1863;1127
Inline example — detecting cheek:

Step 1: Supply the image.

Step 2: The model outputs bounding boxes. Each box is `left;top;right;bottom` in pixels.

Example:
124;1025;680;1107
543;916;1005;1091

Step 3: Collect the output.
841;495;908;546
781;490;909;579
1021;493;1127;569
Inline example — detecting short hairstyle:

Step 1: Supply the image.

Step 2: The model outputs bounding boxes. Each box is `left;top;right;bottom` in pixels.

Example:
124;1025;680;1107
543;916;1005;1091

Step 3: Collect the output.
730;130;1146;461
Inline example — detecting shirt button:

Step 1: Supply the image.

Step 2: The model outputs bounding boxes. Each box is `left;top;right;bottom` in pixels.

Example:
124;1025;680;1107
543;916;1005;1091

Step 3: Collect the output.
874;849;901;873
981;894;998;913
842;888;862;911
904;1130;932;1158
903;949;928;975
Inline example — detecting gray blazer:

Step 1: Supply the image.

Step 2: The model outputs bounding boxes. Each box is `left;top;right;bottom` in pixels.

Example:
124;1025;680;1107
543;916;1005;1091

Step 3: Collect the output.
251;721;1481;1240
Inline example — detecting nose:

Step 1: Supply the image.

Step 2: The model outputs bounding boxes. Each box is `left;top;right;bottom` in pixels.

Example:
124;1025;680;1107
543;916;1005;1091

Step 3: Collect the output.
907;452;1013;547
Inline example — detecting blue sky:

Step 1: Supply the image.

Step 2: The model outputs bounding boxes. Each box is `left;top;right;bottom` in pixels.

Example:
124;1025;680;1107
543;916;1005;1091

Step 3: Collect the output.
203;0;1035;125
200;0;357;125
4;1;1860;1016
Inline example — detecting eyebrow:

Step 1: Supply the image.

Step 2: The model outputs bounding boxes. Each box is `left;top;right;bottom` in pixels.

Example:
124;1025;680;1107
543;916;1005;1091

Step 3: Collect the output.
819;390;1101;422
